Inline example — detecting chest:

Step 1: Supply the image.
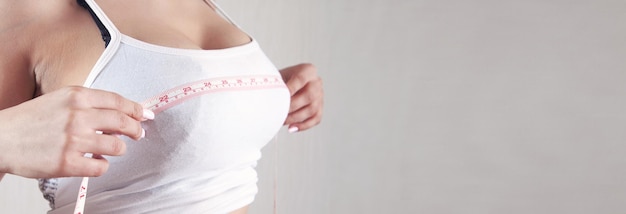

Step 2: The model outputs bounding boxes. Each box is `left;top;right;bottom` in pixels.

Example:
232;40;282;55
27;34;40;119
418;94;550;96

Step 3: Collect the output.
35;1;251;95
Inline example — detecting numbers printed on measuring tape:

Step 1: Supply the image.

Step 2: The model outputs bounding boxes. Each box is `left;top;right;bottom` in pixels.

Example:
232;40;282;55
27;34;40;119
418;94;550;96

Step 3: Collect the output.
73;177;90;214
142;75;285;113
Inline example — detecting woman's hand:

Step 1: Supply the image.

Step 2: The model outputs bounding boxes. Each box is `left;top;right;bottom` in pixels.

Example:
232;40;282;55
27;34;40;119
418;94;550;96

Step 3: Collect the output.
0;86;154;179
279;63;324;133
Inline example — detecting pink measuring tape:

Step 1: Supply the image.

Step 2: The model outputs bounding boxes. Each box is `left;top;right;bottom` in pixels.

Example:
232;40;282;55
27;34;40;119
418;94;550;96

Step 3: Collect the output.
73;75;285;214
142;75;285;113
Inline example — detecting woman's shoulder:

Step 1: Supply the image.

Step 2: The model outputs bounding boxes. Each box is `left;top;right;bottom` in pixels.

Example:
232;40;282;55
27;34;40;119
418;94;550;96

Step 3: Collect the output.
0;0;76;30
0;0;103;105
0;0;82;59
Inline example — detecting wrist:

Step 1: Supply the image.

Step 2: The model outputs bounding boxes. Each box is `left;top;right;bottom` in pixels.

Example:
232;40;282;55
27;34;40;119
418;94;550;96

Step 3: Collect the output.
0;110;15;175
0;142;12;176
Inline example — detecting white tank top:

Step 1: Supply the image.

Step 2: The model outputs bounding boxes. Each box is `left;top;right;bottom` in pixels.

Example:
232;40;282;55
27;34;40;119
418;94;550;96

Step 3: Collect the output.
41;0;290;213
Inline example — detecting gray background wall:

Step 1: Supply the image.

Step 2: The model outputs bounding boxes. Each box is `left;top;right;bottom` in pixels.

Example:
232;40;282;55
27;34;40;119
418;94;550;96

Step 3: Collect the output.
2;0;625;213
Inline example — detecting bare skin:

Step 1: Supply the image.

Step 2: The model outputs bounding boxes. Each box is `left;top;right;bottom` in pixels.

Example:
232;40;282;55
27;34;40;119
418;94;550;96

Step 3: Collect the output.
0;1;147;178
1;0;323;213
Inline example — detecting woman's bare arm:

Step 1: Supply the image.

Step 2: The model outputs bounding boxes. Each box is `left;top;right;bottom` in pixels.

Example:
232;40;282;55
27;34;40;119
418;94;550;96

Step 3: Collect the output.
0;0;39;181
0;2;152;179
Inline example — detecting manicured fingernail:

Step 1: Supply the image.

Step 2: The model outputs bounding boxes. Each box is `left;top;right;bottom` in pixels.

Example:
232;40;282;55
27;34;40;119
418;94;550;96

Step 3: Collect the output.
143;109;155;120
140;128;146;139
288;126;299;133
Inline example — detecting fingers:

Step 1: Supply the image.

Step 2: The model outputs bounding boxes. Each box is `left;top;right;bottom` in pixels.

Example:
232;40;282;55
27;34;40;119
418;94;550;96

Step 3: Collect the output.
3;87;153;178
50;153;110;178
284;84;323;132
288;79;323;113
286;108;323;132
282;63;318;96
83;134;127;157
61;87;147;177
84;109;145;140
62;135;122;177
87;89;145;120
63;87;151;121
60;87;151;140
70;156;110;177
280;63;324;133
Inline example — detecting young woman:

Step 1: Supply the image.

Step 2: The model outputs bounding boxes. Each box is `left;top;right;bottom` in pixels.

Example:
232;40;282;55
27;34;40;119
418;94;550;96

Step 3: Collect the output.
0;0;323;213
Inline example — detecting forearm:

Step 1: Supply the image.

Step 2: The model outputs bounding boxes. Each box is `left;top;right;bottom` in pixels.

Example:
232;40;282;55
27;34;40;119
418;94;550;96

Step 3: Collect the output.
0;107;19;179
0;111;13;180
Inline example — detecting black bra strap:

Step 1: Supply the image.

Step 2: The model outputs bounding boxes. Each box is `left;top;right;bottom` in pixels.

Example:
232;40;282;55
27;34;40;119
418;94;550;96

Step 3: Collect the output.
77;0;111;47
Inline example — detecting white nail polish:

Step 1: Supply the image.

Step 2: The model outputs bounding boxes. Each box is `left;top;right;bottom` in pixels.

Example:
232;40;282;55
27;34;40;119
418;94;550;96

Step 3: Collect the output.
288;127;299;133
140;128;146;139
143;109;155;120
